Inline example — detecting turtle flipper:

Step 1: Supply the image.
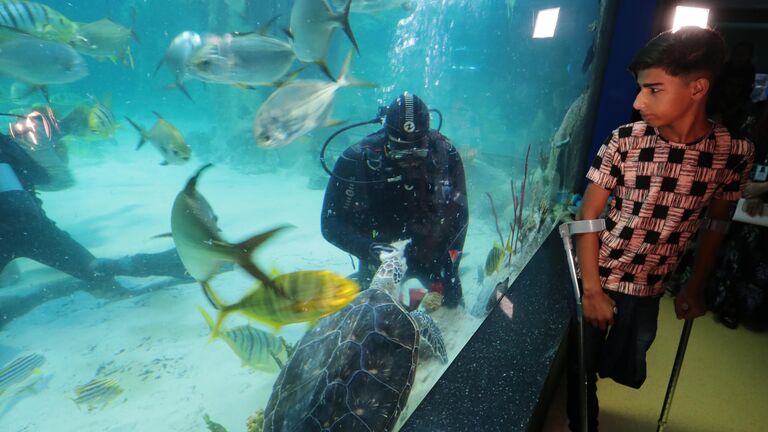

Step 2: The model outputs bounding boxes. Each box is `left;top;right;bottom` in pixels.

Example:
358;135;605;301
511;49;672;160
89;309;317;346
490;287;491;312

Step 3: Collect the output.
410;310;448;364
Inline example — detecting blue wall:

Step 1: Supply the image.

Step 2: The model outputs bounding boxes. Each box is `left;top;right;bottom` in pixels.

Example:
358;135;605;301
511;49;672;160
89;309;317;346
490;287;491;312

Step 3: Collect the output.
585;0;659;191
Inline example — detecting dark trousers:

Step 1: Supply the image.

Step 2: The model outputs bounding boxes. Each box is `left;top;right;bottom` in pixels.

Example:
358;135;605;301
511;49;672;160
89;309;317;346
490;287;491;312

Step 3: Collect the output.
0;190;99;281
566;291;661;432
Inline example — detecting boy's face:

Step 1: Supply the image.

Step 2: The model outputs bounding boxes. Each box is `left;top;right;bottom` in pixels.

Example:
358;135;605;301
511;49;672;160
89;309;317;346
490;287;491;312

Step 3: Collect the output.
633;68;707;129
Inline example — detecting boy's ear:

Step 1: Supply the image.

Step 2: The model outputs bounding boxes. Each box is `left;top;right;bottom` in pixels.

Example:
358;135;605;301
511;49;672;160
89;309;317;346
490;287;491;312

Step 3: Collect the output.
690;77;710;99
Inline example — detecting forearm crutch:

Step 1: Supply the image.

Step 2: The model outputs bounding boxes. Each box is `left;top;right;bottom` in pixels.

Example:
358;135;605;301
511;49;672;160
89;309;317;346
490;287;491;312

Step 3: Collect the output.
559;219;605;432
656;318;693;432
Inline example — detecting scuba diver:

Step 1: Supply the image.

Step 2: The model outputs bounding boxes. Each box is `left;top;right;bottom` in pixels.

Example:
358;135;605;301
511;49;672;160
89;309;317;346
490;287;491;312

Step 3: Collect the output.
321;92;468;309
0;113;189;295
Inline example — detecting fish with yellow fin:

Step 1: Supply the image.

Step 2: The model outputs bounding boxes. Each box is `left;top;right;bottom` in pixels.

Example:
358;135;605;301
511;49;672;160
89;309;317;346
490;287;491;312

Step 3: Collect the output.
0;353;45;398
169;164;290;304
72;17;138;68
484;231;514;277
0;1;80;44
204;270;360;333
199;306;288;372
72;376;124;411
59;96;118;142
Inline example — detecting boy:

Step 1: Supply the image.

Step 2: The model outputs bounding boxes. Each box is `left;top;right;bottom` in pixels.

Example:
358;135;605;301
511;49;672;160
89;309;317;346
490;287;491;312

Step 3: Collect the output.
568;27;754;431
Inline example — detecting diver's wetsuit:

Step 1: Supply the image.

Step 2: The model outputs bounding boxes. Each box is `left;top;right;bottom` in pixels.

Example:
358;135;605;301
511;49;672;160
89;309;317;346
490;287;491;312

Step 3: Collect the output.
0;133;103;282
0;133;187;284
321;130;468;308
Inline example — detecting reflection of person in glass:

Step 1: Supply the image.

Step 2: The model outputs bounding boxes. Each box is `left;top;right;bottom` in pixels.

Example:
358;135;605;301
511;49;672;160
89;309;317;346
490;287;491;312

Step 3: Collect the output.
321;92;468;308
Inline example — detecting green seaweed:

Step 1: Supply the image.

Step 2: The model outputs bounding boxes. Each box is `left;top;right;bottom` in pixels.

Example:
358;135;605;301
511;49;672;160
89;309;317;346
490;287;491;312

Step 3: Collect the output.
203;414;228;432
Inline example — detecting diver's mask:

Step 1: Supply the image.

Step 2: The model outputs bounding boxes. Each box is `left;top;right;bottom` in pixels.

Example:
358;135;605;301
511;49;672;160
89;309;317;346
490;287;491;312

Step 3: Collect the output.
385;134;429;161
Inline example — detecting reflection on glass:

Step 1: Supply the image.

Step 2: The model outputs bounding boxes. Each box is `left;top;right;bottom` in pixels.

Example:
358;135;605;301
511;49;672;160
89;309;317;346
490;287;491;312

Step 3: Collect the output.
533;7;561;38
0;0;606;430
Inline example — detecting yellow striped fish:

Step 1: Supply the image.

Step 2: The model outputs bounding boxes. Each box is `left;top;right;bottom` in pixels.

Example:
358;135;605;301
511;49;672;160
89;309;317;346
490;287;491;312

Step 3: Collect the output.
0;0;79;43
484;242;506;276
87;100;117;139
199;307;288;372
59;99;117;141
72;377;124;411
0;353;45;396
205;270;360;333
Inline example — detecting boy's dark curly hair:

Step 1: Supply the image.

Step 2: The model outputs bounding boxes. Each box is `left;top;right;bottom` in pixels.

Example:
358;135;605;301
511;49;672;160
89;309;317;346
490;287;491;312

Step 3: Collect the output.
629;26;726;80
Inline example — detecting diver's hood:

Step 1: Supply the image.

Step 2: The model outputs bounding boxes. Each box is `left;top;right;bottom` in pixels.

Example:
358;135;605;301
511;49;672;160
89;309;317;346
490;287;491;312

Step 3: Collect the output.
384;92;430;146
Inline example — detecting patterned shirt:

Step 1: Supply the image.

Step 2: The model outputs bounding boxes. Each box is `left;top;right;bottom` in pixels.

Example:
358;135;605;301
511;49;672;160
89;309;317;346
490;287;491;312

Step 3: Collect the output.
587;121;754;297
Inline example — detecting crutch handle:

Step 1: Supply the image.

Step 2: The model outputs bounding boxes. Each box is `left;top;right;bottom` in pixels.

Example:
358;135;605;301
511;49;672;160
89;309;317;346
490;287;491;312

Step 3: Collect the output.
559;219;606;238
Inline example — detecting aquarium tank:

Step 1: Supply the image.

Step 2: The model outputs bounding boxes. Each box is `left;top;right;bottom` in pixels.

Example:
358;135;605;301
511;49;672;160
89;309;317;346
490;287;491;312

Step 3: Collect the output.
0;0;609;430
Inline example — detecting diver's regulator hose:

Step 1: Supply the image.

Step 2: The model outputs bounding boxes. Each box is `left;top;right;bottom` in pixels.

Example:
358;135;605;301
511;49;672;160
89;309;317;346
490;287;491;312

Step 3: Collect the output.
319;108;443;185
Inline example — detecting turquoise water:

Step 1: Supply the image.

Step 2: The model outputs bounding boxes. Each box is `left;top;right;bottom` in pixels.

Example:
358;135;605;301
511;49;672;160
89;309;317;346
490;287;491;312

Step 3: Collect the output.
0;1;604;430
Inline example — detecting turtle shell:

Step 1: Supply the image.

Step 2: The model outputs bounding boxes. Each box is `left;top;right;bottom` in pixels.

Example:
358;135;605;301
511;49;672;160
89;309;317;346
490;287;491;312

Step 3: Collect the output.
262;289;419;432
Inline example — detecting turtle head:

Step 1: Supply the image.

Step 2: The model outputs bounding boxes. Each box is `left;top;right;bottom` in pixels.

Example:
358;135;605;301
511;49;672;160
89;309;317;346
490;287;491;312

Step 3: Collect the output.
376;239;411;266
372;239;411;294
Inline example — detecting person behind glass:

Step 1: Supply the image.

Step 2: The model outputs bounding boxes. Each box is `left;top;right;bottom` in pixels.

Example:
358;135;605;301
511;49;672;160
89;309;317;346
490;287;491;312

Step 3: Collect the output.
568;27;754;431
321;92;468;309
0;130;189;294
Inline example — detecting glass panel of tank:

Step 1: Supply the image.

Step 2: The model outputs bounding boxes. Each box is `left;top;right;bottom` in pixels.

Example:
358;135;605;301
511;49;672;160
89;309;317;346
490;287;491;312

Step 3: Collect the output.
0;0;606;430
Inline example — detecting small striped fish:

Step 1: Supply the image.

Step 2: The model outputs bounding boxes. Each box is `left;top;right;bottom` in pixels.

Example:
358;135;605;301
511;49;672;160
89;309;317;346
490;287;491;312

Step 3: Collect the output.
87;101;117;139
0;0;79;43
484;242;506;276
199;307;287;372
0;353;45;396
205;270;360;333
72;377;124;411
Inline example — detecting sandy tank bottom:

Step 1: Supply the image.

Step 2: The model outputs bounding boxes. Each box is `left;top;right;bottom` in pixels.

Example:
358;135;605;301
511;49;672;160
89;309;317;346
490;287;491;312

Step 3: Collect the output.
0;142;503;432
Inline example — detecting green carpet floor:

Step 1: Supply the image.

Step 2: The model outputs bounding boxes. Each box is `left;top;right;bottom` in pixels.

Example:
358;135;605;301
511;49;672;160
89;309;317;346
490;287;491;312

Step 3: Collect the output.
545;296;768;431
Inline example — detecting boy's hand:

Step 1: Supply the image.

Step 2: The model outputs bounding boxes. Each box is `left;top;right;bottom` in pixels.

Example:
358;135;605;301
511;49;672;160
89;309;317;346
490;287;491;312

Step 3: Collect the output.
675;288;706;319
582;290;616;330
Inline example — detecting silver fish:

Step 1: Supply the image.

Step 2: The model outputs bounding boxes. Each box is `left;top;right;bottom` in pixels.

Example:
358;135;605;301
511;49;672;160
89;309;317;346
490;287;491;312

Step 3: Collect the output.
187;32;294;87
72;18;136;68
0;353;45;396
125;111;191;165
72;377;123;411
253;50;373;149
155;31;203;100
0;36;88;85
289;0;358;80
170;164;289;302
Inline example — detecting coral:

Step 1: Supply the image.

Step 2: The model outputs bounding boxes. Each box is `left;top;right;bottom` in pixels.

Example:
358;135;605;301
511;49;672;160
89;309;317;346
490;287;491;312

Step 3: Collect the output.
420;292;444;312
247;409;265;432
485;192;505;246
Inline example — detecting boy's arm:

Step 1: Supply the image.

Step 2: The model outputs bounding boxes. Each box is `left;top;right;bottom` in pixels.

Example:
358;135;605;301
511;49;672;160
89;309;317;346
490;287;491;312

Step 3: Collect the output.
576;183;616;330
674;198;731;319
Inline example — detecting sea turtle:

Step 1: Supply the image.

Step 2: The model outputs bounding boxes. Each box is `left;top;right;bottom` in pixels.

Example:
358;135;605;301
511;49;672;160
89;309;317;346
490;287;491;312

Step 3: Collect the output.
257;239;447;432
